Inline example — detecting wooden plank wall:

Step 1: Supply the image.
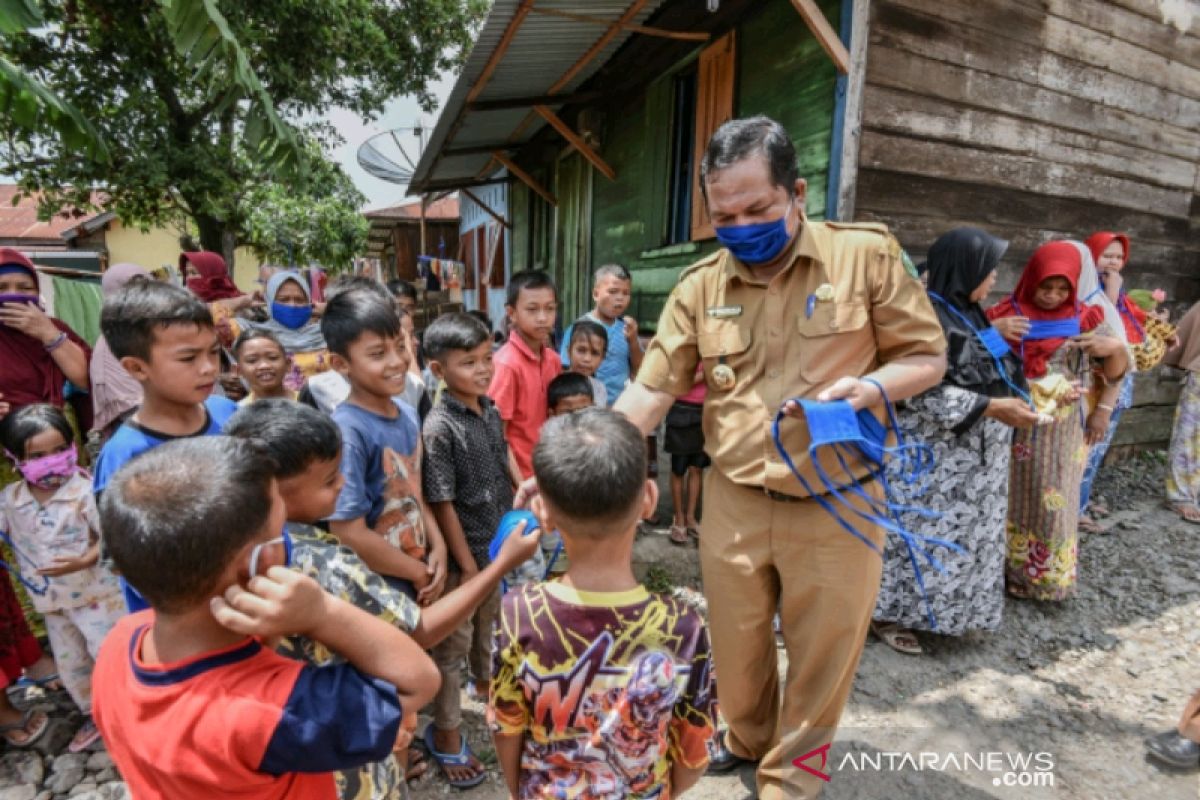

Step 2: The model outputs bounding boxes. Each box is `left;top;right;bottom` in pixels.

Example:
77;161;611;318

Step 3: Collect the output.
852;0;1200;447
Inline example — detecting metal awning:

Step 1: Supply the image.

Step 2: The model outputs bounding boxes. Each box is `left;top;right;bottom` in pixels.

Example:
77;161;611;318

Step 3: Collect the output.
409;0;679;195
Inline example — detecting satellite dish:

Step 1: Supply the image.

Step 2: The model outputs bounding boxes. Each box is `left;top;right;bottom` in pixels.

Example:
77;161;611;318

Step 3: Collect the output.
356;125;426;188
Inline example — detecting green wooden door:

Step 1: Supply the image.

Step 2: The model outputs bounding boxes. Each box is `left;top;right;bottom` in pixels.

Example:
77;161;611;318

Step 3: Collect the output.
554;152;593;322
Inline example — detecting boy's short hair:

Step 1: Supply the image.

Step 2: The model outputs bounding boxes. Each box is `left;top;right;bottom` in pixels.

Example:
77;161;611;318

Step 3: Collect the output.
533;408;646;534
569;319;609;355
232;328;285;358
326;275;391;304
224;399;341;479
320;288;402;358
593;263;631;284
505;270;557;308
422;312;490;362
100;438;275;615
467;309;492;331
547;372;594;411
386;279;418;303
0;403;73;459
101;280;213;361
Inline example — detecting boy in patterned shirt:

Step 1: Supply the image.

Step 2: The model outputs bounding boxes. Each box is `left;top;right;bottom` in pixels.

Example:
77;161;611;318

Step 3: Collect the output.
225;399;542;799
489;409;716;800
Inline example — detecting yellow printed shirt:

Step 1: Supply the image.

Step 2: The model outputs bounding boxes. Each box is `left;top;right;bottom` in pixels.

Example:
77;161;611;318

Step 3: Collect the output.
638;219;946;497
488;582;715;800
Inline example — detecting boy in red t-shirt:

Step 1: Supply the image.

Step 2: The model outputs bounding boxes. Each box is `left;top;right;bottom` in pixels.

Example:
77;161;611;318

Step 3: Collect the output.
91;437;440;800
490;271;562;478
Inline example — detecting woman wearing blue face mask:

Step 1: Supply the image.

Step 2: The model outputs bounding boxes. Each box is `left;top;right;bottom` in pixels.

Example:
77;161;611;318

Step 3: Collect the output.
231;272;330;392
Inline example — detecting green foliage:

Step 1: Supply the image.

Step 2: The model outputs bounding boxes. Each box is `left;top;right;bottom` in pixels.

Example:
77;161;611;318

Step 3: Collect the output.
643;565;675;594
0;0;484;262
242;152;368;272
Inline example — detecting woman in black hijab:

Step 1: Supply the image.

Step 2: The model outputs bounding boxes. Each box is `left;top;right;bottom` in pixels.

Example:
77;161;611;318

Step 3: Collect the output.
871;228;1039;655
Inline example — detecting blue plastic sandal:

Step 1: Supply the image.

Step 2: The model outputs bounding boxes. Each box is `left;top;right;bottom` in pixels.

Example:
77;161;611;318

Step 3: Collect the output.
423;725;486;789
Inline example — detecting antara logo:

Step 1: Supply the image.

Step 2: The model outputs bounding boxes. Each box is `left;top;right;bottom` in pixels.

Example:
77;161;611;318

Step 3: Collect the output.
793;743;832;782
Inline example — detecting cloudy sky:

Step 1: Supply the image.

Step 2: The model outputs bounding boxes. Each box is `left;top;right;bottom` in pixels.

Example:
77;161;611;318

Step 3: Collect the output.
324;72;457;213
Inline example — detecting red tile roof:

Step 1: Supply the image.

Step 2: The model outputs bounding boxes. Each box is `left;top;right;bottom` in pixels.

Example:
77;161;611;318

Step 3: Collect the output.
0;185;103;241
364;195;459;222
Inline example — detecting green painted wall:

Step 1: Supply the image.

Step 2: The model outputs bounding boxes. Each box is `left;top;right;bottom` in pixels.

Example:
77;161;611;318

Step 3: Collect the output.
588;0;843;328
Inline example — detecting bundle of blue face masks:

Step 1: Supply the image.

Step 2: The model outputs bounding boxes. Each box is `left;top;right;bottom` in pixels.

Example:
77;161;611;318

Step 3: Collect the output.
771;380;963;629
927;291;1032;405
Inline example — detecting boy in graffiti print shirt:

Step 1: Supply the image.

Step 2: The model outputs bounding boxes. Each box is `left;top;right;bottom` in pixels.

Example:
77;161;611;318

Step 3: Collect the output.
489;409;716;799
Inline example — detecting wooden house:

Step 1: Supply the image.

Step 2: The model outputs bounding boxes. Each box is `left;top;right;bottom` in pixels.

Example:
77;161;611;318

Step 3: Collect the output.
410;0;1199;446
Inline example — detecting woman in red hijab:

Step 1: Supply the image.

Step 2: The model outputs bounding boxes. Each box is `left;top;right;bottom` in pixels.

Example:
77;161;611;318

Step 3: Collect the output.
0;250;90;413
180;251;244;302
986;241;1127;602
1085;232;1146;344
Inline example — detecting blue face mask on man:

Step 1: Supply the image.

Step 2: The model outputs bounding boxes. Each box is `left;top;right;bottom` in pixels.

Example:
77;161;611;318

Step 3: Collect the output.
714;198;795;265
271;302;312;330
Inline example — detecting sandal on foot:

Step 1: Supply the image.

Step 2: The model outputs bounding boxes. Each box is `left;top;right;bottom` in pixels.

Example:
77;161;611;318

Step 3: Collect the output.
68;717;102;753
668;525;689;546
0;708;48;748
1146;730;1200;769
17;672;63;692
871;622;923;655
1172;504;1200;525
686;525;701;541
423;726;486;789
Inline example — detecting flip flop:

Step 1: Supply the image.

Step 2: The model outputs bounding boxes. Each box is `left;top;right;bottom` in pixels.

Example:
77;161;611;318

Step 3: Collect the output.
668;525;689;546
16;672;63;692
423;725;486;789
871;622;923;655
0;708;48;748
68;717;102;753
1172;504;1200;525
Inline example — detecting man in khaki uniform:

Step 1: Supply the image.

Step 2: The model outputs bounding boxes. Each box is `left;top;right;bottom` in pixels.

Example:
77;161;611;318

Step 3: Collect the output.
615;116;947;799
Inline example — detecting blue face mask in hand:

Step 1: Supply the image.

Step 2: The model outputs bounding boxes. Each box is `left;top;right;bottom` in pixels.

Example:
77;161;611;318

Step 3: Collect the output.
714;199;794;265
271;302;312;330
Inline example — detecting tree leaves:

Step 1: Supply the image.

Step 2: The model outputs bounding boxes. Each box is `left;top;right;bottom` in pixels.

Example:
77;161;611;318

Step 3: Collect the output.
157;0;302;176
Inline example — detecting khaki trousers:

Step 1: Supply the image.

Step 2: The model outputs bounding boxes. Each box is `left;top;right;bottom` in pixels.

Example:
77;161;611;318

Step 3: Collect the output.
700;469;883;800
430;572;501;731
1179;688;1200;743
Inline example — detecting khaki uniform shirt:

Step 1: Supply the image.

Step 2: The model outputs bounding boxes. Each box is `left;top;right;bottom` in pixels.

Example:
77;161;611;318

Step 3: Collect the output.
638;219;946;497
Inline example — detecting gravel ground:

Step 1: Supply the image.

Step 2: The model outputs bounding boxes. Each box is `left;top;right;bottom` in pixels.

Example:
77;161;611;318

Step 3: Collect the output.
0;455;1193;800
406;452;1199;800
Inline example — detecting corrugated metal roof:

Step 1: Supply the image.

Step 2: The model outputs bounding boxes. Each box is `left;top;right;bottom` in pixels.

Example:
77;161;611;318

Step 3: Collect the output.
0;185;102;242
410;0;673;192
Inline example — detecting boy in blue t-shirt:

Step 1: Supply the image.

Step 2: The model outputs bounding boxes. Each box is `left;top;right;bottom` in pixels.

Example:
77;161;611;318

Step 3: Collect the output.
558;263;643;407
322;286;447;605
94;279;238;611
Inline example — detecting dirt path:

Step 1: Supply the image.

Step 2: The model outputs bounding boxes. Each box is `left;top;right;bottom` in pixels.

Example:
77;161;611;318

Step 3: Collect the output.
408;453;1198;799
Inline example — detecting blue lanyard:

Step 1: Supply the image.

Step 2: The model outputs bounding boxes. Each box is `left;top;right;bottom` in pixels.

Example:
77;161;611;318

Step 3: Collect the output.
0;532;49;596
927;292;1032;405
771;380;964;630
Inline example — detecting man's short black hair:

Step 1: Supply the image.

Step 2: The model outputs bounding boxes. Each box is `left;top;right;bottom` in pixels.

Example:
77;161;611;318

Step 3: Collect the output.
100;437;275;615
101;280;213;361
423;312;490;362
468;309;492;330
0;404;73;459
547;372;594;410
386;279;418;302
568;319;608;355
506;270;557;308
320;287;402;357
533;408;646;534
224;399;341;479
232;328;285;358
700;115;799;202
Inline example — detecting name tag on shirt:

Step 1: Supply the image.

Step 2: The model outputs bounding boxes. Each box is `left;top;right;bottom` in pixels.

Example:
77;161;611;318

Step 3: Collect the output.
705;305;743;319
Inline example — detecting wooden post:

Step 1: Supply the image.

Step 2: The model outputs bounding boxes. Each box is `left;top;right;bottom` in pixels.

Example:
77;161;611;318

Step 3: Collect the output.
492;151;557;207
533;105;617;181
419;195;428;256
789;0;850;74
